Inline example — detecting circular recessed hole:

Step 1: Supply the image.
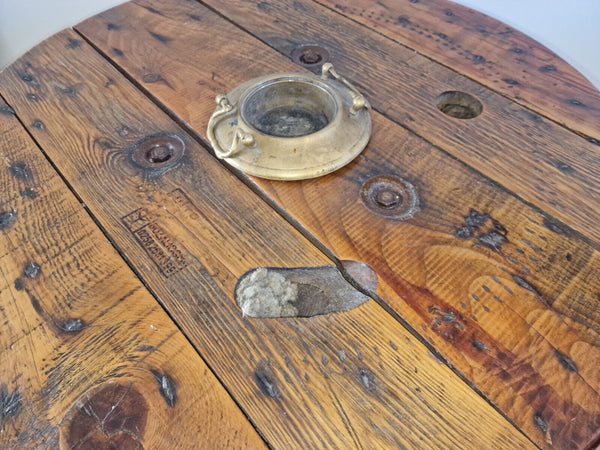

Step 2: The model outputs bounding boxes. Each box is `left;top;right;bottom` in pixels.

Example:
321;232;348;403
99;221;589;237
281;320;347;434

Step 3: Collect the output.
435;91;483;119
131;134;185;169
291;44;330;69
241;79;338;138
360;175;419;220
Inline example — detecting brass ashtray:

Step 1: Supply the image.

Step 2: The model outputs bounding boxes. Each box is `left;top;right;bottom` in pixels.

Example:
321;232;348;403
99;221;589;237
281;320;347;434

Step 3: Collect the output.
207;63;371;180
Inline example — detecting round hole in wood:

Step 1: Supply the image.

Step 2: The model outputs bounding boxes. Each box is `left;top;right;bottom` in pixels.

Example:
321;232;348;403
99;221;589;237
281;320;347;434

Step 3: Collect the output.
435;91;483;119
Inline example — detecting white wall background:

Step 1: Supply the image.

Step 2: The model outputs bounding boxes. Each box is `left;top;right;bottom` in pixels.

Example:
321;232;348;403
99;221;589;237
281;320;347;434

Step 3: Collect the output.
1;0;599;89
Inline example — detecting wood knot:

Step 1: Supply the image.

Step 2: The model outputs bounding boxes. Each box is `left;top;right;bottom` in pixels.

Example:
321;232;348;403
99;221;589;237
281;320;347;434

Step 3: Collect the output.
62;383;148;449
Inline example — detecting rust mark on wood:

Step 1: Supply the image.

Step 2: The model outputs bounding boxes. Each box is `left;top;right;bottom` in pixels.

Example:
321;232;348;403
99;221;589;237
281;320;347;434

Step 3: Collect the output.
63;383;148;449
235;263;373;318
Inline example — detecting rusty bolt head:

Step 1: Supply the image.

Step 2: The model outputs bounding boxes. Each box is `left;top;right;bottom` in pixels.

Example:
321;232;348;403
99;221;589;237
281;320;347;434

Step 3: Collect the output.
132;134;185;169
360;175;419;220
291;44;330;70
374;189;401;208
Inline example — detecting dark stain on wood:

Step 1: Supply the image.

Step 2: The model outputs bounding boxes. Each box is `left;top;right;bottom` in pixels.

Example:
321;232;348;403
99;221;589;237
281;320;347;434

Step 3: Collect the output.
569;99;584;107
254;361;281;399
56;85;78;97
555;350;578;373
0;210;18;230
112;48;124;57
472;340;488;352
0;385;23;429
152;370;177;407
465;210;489;228
149;31;171;43
140;4;163;15
65;38;82;49
472;55;486;65
539;65;556;73
28;294;44;316
554;161;574;174
9;162;31;179
0;105;15;116
107;23;120;30
19;73;37;86
59;319;85;334
511;276;540;296
64;383;147;449
188;14;202;21
358;368;376;393
20;188;38;199
502;78;520;85
23;262;42;279
257;2;270;12
456;210;508;252
32;120;45;130
478;231;507;252
533;412;548;433
13;278;25;291
26;93;39;102
542;217;566;235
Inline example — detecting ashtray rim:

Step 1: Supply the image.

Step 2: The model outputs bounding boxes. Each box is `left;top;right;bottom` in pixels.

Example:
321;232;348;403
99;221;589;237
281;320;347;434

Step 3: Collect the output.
207;64;371;181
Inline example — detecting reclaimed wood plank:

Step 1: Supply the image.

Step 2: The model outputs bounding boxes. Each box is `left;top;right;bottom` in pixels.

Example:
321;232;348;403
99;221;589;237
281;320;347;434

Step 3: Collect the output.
0;98;265;449
192;0;600;247
316;0;600;141
73;0;600;447
0;30;532;449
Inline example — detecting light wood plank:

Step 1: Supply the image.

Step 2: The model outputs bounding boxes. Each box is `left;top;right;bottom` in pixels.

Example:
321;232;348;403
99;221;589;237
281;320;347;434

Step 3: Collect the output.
0;98;265;449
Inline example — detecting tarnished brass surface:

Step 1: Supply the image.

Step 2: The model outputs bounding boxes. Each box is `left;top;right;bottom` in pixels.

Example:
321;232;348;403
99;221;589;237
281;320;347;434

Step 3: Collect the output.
207;64;371;180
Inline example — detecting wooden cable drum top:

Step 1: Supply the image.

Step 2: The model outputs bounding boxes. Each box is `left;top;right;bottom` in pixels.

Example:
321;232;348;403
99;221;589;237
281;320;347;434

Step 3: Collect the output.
1;0;599;448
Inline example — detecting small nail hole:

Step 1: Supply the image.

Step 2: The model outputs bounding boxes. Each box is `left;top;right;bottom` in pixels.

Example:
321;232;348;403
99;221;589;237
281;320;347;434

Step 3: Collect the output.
435;91;483;119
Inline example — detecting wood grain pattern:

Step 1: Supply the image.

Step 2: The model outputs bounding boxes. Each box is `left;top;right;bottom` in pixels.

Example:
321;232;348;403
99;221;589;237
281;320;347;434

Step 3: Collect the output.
316;0;600;141
0;30;532;449
190;0;600;247
72;0;600;447
0;98;265;449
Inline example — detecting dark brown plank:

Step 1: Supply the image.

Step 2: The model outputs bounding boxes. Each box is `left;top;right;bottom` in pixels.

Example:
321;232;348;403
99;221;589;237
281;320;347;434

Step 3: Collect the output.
0;97;265;449
317;0;600;141
73;0;600;447
0;30;532;448
193;0;600;247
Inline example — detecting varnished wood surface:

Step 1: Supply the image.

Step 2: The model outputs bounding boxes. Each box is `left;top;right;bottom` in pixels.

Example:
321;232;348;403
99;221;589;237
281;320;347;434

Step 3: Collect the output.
72;0;600;448
194;0;600;247
0;28;533;449
317;0;600;142
0;98;265;449
1;0;599;448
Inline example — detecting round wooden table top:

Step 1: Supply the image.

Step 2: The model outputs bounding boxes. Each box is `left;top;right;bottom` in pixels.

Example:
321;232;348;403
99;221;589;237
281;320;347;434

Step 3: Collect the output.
1;1;599;449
